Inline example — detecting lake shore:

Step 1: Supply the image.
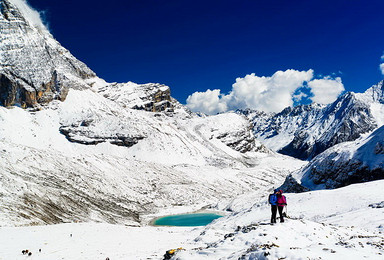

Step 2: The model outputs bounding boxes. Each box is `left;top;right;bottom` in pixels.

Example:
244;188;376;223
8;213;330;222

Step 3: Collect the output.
149;208;226;227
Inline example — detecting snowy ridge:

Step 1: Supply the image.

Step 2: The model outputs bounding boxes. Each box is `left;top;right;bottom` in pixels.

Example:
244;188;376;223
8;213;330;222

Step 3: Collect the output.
284;124;384;190
242;81;384;160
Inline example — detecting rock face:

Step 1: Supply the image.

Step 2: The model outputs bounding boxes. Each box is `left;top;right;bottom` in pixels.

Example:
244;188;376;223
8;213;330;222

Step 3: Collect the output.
241;82;384;160
0;0;97;107
98;82;174;113
284;125;384;191
215;122;268;154
59;125;145;147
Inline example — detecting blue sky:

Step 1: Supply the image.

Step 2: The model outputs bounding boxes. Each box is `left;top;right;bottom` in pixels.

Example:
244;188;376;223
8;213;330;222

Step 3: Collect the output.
28;0;384;112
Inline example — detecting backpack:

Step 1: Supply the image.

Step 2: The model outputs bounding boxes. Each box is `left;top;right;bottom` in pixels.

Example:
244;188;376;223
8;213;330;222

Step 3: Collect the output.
277;195;287;205
268;194;277;205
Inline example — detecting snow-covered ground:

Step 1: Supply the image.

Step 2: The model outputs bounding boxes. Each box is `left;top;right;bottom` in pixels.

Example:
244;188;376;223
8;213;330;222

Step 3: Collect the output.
0;180;382;259
174;180;384;259
0;223;200;260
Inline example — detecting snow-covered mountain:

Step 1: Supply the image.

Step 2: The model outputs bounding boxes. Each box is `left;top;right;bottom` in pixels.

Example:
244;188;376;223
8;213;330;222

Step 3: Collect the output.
241;81;384;160
1;86;306;226
0;2;383;259
0;0;305;226
0;0;100;107
281;124;384;191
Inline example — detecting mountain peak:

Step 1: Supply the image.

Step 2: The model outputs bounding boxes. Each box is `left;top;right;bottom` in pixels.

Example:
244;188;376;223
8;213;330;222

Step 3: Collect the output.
361;80;384;103
0;0;97;108
1;0;47;32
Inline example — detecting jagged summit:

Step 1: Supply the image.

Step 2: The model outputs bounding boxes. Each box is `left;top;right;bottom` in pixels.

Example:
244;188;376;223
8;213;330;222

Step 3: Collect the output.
360;80;384;103
241;83;384;160
0;0;97;107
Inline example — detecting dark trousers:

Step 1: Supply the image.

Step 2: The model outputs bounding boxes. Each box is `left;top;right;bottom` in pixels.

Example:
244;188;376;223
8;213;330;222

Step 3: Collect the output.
271;205;277;223
271;205;284;223
278;206;284;222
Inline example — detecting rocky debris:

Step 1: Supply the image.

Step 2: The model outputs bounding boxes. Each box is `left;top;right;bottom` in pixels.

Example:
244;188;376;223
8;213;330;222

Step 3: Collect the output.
369;201;384;208
216;125;268;153
202;113;270;154
279;174;310;193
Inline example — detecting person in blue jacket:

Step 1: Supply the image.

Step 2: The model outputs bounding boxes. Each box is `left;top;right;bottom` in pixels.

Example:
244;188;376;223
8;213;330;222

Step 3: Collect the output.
268;189;279;223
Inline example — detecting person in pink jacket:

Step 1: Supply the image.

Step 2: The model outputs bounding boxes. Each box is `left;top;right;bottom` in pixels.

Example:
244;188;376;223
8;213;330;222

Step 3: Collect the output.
276;190;287;223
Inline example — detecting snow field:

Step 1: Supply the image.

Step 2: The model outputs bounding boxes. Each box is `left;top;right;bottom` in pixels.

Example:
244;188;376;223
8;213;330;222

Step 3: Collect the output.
0;181;383;260
0;223;200;260
174;180;384;259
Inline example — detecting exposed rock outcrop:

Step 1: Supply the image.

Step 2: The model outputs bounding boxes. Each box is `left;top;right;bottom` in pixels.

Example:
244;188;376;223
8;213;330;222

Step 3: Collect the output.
98;82;174;113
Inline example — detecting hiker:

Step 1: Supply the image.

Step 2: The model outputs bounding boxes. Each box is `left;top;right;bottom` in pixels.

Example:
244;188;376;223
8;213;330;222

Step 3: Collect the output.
268;189;278;223
276;189;287;222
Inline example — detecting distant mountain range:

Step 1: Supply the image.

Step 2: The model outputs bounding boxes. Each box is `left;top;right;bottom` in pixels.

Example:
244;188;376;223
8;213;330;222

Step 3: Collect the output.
281;123;384;192
240;81;384;160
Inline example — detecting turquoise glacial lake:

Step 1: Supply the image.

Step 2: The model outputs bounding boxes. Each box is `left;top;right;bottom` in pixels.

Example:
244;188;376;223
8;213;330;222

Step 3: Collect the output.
153;213;223;226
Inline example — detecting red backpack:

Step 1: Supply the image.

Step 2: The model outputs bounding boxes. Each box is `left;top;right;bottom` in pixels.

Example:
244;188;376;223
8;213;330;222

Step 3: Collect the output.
277;195;287;205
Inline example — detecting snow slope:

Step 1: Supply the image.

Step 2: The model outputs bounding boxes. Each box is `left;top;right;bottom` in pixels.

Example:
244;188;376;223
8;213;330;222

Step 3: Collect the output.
0;87;305;226
173;180;384;259
0;223;200;260
0;0;307;227
1;180;382;260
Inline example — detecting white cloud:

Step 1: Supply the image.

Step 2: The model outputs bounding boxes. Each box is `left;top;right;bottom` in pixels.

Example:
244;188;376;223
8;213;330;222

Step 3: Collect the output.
186;89;228;115
380;63;384;75
230;69;314;113
307;77;344;104
186;70;346;115
186;69;314;114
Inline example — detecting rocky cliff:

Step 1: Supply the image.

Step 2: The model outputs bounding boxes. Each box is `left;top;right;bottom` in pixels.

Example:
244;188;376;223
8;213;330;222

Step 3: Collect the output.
0;0;97;107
